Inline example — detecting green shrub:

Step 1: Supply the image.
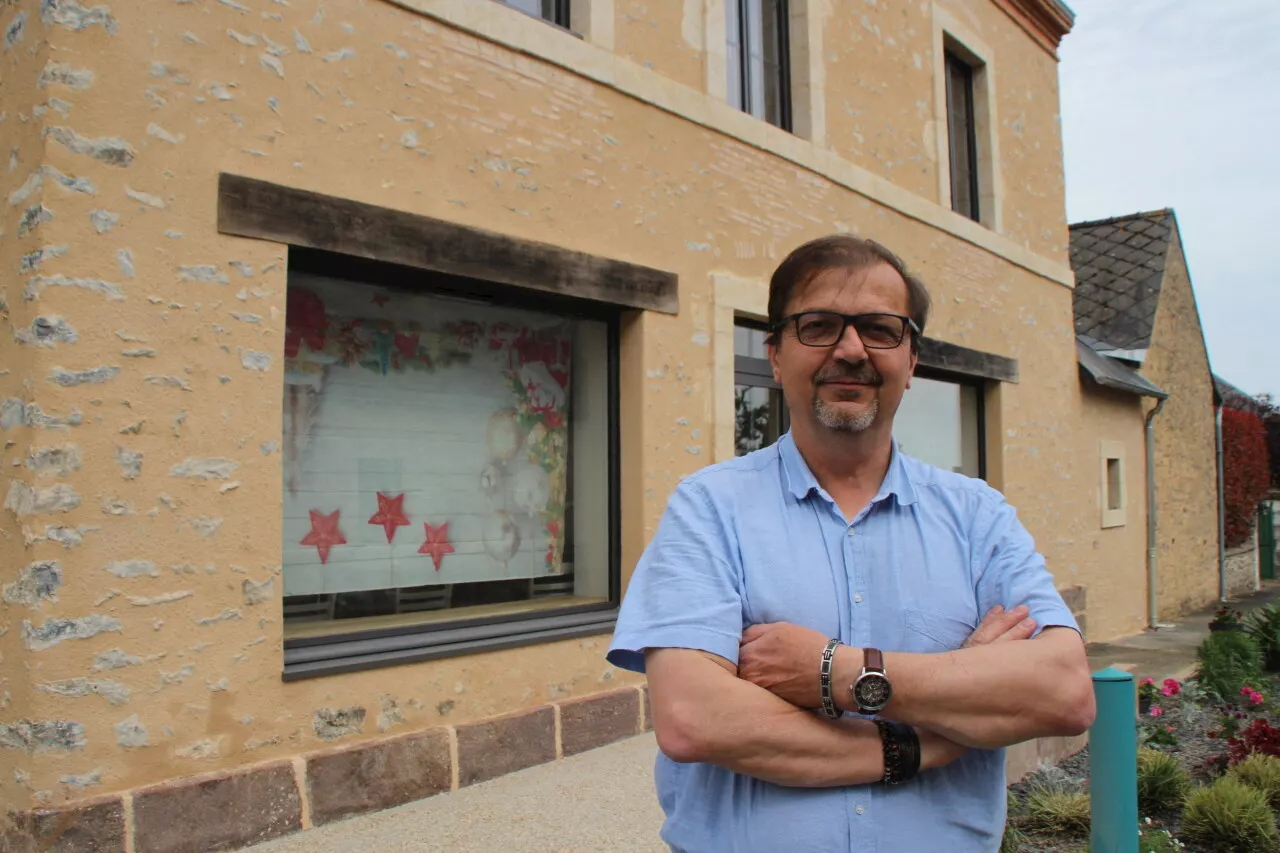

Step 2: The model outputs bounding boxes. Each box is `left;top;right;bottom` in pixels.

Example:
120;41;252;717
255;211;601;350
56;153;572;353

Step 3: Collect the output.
1196;631;1266;702
1139;825;1186;853
1229;753;1280;809
1022;791;1090;836
1244;604;1280;671
1181;776;1280;852
1138;748;1191;814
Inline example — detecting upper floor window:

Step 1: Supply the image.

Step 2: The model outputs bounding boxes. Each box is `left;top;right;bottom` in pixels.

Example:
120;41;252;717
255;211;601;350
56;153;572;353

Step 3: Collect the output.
726;0;792;131
945;47;980;222
499;0;570;28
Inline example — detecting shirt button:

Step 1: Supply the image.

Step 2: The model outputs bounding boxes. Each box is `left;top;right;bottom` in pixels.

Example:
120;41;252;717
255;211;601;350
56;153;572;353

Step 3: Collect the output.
855;805;865;815
854;593;863;604
847;528;856;537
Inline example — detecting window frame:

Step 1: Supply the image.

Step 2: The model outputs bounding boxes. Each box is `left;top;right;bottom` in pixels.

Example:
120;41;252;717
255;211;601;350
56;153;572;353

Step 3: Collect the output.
906;366;988;482
727;0;793;132
1100;440;1127;528
944;47;980;223
278;251;623;680
733;318;791;453
499;0;572;30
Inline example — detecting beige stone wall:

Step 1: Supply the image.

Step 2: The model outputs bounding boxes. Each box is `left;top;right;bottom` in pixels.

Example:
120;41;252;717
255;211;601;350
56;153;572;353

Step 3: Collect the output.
822;0;1069;261
1144;229;1220;618
0;0;1084;813
1225;538;1259;599
1076;389;1151;642
613;0;706;92
0;0;48;819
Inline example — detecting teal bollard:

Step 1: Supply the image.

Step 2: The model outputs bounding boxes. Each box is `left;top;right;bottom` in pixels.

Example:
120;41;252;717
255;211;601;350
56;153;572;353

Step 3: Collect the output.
1090;667;1138;853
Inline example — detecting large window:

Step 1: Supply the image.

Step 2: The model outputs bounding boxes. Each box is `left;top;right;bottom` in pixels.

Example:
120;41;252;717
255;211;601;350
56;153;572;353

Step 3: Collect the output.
726;0;792;131
280;262;615;653
734;322;788;455
498;0;570;28
893;373;985;479
945;47;981;222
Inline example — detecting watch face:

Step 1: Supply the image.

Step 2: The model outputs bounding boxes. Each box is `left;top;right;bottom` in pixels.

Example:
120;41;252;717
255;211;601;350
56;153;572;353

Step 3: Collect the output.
854;673;892;710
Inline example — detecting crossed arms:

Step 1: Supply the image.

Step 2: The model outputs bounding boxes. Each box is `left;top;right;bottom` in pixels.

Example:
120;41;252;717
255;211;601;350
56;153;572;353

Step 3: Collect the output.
646;607;1096;788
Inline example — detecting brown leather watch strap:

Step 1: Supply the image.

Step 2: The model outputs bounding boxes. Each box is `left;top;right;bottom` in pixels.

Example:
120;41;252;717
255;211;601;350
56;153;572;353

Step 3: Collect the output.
865;647;884;673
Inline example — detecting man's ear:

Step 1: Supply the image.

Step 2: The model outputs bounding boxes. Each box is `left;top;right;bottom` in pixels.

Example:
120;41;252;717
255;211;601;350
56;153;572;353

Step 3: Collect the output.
905;348;918;390
767;337;781;384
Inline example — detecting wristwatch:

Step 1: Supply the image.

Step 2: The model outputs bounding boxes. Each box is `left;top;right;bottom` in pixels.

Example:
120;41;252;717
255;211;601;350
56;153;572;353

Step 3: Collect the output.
850;647;893;714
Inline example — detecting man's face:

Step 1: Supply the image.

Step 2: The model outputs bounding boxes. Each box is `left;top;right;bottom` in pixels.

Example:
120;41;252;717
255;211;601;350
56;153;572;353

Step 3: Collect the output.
767;263;918;436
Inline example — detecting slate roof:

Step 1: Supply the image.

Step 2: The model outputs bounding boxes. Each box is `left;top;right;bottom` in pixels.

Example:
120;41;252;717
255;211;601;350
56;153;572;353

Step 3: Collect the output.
1076;336;1167;400
1069;209;1175;352
1214;374;1263;414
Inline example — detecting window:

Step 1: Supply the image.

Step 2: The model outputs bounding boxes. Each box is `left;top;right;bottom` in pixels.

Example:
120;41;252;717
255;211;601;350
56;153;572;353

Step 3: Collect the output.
498;0;570;28
1100;441;1126;527
893;374;985;479
734;322;788;455
279;260;617;660
944;47;980;222
726;0;792;131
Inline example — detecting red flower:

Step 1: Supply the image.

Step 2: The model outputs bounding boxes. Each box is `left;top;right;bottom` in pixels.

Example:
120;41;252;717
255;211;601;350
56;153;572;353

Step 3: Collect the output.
1161;678;1181;697
393;331;419;361
285;290;328;357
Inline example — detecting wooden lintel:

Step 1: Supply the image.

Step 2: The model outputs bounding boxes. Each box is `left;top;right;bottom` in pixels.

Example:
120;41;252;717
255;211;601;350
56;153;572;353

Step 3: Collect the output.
918;337;1018;384
216;173;679;315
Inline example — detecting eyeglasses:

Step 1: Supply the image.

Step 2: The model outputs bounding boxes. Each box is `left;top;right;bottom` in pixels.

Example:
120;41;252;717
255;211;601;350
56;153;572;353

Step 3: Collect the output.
773;311;920;349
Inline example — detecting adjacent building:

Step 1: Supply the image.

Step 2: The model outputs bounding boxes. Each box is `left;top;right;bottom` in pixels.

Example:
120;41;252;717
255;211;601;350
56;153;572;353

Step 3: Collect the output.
5;0;1226;849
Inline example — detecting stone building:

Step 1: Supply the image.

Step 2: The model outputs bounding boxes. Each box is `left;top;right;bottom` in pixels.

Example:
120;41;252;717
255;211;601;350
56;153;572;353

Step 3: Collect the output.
1069;209;1221;627
0;0;1189;848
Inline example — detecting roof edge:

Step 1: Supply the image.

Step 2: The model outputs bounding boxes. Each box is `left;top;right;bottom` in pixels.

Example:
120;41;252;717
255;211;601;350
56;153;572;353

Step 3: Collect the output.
992;0;1075;55
1068;208;1173;231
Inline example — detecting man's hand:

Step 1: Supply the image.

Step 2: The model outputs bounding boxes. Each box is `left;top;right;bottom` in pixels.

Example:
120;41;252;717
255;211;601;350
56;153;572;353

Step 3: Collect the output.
961;604;1037;649
738;622;831;709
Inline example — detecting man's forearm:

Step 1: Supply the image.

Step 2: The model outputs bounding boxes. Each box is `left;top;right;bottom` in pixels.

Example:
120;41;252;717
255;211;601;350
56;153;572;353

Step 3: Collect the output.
832;629;1096;749
648;648;888;787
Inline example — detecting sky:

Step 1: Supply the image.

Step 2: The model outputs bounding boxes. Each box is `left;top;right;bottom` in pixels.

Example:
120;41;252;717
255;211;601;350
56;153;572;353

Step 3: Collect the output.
1057;0;1280;399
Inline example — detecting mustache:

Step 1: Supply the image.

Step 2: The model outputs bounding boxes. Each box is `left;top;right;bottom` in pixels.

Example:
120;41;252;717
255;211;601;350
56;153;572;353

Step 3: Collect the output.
813;361;883;386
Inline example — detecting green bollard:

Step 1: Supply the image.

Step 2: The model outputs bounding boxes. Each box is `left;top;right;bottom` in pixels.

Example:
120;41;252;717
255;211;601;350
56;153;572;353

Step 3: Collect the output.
1090;667;1138;853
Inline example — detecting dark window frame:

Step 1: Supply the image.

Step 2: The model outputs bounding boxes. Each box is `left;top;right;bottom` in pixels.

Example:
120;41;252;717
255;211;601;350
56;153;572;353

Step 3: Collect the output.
278;250;623;681
728;0;793;132
944;47;981;223
499;0;572;30
733;319;791;453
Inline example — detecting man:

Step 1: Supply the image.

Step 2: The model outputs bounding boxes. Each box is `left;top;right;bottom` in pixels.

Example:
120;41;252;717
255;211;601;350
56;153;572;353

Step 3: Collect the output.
605;235;1096;852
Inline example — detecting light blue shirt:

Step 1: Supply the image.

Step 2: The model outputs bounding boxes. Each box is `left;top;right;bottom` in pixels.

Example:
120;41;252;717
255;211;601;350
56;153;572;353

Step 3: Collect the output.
606;432;1078;853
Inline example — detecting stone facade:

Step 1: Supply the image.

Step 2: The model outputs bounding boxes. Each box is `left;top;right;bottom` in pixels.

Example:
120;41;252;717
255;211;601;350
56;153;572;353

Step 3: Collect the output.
0;0;1125;847
1225;537;1260;600
1143;229;1221;619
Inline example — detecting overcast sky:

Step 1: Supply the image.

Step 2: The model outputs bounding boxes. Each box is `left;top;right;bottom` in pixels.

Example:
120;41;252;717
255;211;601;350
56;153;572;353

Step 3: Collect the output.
1058;0;1280;399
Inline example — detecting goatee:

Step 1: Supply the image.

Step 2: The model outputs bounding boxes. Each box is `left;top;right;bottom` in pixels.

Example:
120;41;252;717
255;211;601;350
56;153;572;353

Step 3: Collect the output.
814;396;878;433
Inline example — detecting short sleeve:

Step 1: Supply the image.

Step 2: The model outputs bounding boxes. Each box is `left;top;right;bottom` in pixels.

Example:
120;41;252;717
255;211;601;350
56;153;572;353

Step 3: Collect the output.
605;478;744;674
971;493;1080;640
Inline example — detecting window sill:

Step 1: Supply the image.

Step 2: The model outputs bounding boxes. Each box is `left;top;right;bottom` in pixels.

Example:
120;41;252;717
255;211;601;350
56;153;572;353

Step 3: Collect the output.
282;604;619;680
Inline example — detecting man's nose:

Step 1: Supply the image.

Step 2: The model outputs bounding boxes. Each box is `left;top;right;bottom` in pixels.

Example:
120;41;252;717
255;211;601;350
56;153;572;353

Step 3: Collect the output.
830;322;869;362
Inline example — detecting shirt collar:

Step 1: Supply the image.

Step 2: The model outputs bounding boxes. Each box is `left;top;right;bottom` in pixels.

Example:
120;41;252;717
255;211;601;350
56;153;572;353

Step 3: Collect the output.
778;431;919;507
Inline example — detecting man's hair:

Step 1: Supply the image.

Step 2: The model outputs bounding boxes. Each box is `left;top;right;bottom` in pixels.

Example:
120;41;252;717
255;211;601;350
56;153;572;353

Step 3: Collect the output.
766;234;932;352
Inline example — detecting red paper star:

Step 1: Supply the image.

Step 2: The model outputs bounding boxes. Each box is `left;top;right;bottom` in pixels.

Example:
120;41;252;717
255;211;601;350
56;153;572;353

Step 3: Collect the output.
368;492;410;543
300;509;347;564
418;522;455;571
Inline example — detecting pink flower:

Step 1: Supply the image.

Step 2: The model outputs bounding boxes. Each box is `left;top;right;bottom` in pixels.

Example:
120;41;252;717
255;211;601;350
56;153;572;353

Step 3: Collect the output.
1250;691;1265;707
1150;706;1164;717
1162;679;1181;696
1141;677;1156;686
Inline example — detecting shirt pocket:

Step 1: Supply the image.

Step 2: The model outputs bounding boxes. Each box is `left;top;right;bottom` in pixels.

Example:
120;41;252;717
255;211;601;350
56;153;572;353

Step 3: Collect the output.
903;607;976;653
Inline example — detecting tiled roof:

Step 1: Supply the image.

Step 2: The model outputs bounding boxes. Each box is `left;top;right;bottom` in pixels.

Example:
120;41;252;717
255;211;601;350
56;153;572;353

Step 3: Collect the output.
1214;374;1263;414
1069;209;1174;351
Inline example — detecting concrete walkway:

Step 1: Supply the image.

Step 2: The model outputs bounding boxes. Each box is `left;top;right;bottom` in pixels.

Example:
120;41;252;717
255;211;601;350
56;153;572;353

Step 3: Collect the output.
244;583;1280;853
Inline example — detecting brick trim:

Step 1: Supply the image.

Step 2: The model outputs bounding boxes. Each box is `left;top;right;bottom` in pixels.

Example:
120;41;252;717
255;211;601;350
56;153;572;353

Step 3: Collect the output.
3;686;647;853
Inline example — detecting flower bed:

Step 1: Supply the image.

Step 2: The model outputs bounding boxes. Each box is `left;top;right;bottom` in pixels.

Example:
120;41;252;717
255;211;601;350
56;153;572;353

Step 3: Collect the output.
1003;603;1280;852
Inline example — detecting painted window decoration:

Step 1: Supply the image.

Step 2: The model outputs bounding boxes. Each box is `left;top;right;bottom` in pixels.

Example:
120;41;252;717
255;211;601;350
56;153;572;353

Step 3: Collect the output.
281;277;575;600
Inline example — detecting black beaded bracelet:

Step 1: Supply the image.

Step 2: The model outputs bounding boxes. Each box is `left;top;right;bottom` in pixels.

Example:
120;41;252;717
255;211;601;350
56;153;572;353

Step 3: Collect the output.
874;719;921;785
819;638;841;720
